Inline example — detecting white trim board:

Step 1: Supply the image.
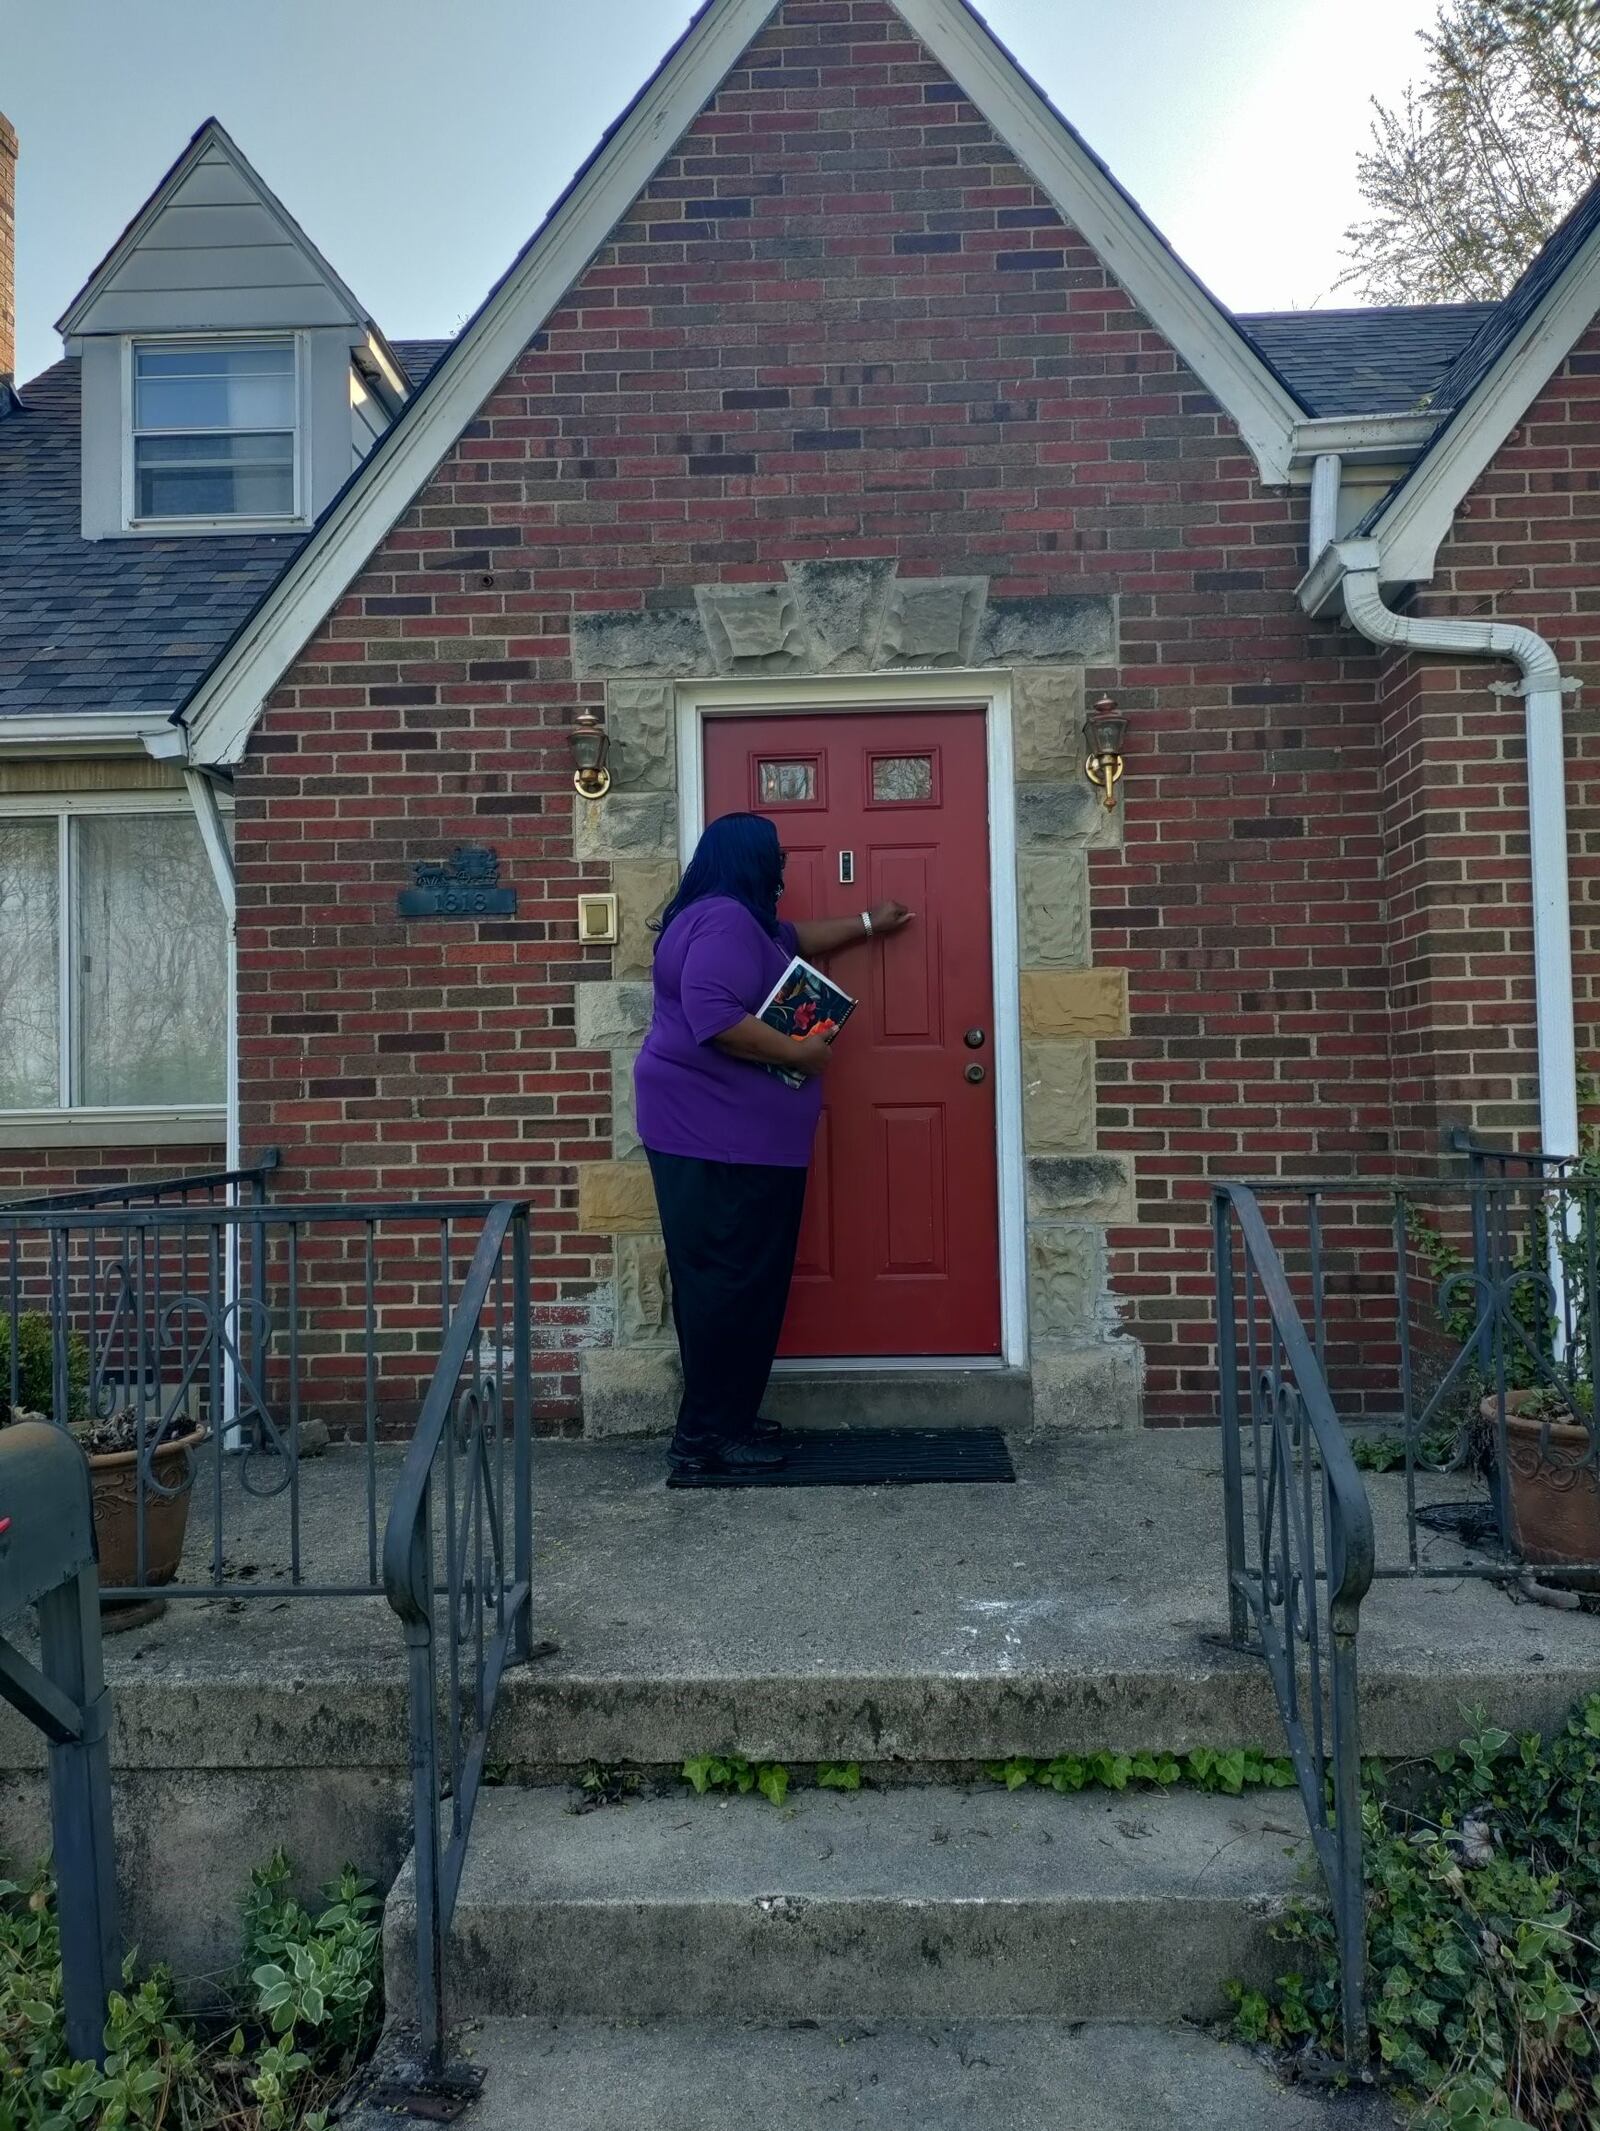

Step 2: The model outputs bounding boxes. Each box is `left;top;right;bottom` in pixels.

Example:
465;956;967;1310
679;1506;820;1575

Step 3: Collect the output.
675;671;1029;1371
177;0;1305;771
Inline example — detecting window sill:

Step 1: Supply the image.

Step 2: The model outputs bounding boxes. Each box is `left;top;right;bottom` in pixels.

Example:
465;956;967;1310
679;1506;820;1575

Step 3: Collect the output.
0;1108;226;1150
120;516;310;537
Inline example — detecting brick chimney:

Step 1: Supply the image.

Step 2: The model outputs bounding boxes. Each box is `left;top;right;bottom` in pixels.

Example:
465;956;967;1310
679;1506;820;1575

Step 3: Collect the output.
0;113;16;383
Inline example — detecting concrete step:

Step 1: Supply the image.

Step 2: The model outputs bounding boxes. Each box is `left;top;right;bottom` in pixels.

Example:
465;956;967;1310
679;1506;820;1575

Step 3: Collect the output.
353;2015;1401;2131
384;1782;1310;2024
762;1366;1033;1431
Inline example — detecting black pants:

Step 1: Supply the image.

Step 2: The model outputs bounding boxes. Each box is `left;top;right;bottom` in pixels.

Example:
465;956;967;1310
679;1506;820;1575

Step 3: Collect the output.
646;1148;808;1454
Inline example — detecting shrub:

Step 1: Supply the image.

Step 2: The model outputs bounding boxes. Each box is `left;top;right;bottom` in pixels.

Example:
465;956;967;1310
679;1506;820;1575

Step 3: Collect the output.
1232;1695;1600;2130
0;1313;88;1427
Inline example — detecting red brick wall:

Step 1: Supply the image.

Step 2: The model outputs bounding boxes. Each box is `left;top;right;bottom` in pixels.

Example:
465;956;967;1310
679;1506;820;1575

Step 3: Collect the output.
1372;324;1600;1157
0;1141;225;1205
237;0;1402;1424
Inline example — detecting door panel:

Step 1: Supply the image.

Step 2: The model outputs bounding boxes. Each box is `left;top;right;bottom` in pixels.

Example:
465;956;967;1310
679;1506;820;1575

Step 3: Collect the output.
703;708;1001;1357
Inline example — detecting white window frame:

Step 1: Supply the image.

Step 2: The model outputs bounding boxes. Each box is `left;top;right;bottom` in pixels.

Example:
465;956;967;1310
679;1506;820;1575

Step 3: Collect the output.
0;791;230;1141
675;672;1028;1372
121;332;310;534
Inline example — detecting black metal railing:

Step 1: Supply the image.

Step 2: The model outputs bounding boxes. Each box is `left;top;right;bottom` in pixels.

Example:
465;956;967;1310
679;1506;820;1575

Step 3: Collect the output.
382;1202;532;2073
1214;1183;1374;2068
0;1152;280;1216
1;1188;530;1602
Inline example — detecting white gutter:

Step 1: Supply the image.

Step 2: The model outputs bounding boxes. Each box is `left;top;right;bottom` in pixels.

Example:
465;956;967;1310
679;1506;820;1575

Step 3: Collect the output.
1336;553;1579;1164
182;765;243;1448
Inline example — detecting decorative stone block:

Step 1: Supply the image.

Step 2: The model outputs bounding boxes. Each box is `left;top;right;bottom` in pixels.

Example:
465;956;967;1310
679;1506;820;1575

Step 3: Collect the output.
1027;1153;1137;1226
613;860;678;979
605;680;676;792
785;559;895;669
578;1160;660;1235
1012;667;1085;781
880;576;987;666
1019;852;1090;967
975;594;1117;666
1015;781;1103;849
696;583;806;670
1019;969;1129;1041
571;608;711;680
1027;1224;1105;1342
580;1347;681;1439
616;1235;673;1347
1022;1040;1097;1154
574;982;653;1051
574;791;677;863
1030;1341;1143;1432
611;1052;642;1159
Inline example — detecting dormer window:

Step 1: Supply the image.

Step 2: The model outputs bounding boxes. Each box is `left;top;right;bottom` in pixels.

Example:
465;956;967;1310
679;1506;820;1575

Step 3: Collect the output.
127;337;300;527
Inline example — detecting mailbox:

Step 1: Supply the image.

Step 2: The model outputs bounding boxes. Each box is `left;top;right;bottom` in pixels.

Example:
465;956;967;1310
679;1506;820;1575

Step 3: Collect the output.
0;1421;98;1624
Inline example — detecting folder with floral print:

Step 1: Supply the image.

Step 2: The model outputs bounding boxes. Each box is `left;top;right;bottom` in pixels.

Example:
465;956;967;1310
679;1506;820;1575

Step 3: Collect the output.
755;955;857;1088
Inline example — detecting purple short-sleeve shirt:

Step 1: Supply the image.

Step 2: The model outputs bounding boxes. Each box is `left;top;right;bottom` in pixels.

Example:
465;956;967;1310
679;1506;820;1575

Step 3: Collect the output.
634;897;822;1168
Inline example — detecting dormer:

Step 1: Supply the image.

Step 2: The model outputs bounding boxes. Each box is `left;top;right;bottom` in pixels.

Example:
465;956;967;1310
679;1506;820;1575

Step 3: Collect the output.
58;120;409;540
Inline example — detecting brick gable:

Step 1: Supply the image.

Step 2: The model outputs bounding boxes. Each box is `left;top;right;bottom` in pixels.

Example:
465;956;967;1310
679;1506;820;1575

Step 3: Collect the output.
237;0;1394;1423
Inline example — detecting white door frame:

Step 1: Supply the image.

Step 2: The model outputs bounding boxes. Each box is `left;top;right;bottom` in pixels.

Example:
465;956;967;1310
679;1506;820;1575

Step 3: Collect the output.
675;672;1028;1371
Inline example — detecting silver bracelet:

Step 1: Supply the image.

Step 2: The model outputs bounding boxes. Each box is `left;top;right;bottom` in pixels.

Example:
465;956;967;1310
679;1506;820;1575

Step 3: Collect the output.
860;909;873;935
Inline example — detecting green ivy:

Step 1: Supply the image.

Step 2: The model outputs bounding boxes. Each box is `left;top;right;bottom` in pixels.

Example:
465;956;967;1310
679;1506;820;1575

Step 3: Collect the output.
682;1755;790;1807
0;1850;381;2131
1233;1695;1600;2131
983;1748;1297;1796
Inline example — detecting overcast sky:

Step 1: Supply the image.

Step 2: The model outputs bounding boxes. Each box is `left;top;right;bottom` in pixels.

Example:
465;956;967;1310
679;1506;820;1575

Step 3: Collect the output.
5;0;1439;386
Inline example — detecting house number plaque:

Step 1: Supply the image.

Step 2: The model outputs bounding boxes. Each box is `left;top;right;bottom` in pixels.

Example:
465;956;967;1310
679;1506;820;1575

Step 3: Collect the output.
398;846;517;920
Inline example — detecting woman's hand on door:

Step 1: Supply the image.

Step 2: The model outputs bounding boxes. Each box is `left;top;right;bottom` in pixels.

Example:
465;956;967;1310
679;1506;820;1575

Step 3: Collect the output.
791;903;914;959
866;900;913;936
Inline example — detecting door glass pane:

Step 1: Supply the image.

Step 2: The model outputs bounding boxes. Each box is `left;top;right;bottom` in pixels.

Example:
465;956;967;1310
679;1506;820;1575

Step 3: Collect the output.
76;815;227;1107
871;755;934;802
759;760;817;804
0;820;60;1108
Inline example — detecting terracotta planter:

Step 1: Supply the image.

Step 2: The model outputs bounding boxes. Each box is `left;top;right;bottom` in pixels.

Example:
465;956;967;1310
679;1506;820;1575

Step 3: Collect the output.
87;1425;208;1593
1481;1391;1600;1575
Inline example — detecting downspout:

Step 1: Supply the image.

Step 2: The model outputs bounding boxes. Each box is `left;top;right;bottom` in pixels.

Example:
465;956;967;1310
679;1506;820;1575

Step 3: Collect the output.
1338;562;1579;1167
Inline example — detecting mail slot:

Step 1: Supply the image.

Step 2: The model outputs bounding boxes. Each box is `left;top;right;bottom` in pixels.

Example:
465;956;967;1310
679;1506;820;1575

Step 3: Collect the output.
0;1421;97;1625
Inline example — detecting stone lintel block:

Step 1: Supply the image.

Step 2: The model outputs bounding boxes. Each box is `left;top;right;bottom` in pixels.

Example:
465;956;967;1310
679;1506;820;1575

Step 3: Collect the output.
1018;851;1090;967
574;791;677;864
1012;666;1086;780
880;576;988;666
1027;1153;1137;1227
975;593;1117;667
578;1160;660;1236
1030;1341;1144;1432
784;559;895;669
574;981;653;1052
616;1234;673;1348
613;859;679;979
605;680;676;792
580;1346;681;1439
1019;969;1128;1042
696;582;807;671
571;608;711;681
611;1052;642;1160
1027;1223;1105;1342
1022;1039;1097;1154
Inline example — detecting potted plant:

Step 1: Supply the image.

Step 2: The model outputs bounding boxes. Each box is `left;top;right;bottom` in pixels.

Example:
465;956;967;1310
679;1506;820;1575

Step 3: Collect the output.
1481;1379;1600;1583
1;1309;208;1610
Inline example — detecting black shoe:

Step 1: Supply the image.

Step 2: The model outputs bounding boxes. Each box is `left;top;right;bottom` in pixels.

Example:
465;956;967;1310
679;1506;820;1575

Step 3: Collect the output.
751;1414;784;1444
668;1437;786;1482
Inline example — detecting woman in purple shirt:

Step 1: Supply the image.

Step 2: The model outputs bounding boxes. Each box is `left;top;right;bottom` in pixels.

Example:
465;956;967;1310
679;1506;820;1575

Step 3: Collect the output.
635;813;910;1482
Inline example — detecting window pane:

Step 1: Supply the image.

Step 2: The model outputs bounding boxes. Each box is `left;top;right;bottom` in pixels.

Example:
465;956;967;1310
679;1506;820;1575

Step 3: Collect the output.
871;755;934;802
134;342;295;431
759;760;817;803
76;815;226;1107
0;820;60;1108
134;432;294;519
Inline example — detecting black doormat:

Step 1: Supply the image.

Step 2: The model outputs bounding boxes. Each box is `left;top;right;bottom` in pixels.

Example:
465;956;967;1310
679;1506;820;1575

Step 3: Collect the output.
666;1425;1015;1490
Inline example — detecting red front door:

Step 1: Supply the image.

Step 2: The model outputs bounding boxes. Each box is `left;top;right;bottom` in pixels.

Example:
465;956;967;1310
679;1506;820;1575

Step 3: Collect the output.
703;709;1001;1358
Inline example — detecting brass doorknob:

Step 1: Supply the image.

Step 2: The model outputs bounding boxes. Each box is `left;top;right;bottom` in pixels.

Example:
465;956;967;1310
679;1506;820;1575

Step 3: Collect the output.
965;1063;986;1084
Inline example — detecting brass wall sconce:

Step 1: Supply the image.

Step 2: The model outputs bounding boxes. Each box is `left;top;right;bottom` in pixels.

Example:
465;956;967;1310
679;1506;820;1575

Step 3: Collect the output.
571;706;611;798
1082;695;1128;810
